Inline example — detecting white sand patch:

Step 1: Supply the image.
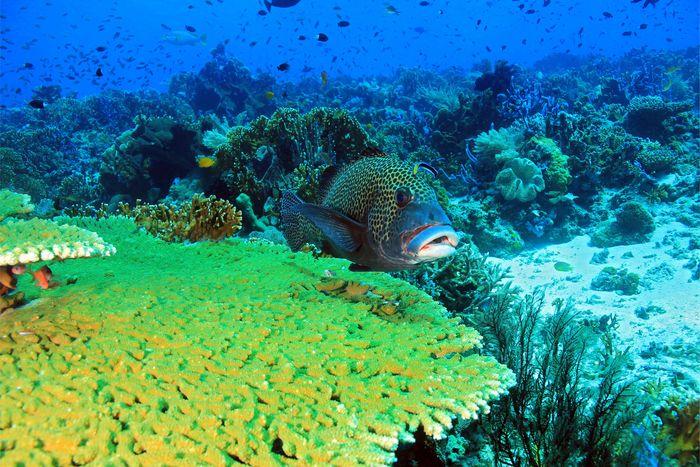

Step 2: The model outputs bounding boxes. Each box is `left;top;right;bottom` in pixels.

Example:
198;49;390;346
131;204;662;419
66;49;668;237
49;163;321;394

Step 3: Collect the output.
489;221;700;395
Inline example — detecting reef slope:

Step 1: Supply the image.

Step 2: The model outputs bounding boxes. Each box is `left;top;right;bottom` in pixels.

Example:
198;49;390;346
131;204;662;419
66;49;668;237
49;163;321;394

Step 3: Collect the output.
0;217;512;465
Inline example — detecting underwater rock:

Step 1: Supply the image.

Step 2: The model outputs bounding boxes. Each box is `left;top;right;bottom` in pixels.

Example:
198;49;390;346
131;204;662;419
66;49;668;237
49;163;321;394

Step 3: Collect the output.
591;201;655;247
624;96;696;143
235;192;267;233
99;115;200;201
590;266;640;295
0;216;513;464
634;304;666;320
169;50;274;118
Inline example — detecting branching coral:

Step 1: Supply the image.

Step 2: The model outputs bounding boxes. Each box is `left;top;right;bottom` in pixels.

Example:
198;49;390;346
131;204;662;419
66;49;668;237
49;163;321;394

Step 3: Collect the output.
118;194;242;242
0;216;513;465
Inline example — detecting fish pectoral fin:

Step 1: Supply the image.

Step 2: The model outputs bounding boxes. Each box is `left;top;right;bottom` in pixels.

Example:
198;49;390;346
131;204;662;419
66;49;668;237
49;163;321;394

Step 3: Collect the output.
297;203;365;253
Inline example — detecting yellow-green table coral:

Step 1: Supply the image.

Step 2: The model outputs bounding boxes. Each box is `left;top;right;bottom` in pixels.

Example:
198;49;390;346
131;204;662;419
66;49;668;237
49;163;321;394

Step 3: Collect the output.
0;218;116;266
0;189;34;222
0;217;513;465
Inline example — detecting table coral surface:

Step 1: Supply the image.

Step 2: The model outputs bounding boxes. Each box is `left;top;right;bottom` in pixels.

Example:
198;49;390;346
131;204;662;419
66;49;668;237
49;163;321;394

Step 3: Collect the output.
0;217;512;465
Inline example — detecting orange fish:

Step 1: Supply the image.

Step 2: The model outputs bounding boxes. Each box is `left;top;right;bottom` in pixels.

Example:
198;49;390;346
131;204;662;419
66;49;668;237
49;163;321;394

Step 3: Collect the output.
0;266;16;290
32;265;54;290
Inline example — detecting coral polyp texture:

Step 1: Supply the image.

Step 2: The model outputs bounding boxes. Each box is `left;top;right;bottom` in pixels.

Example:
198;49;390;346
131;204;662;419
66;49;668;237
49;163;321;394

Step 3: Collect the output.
0;219;116;266
0;217;513;465
0;189;34;221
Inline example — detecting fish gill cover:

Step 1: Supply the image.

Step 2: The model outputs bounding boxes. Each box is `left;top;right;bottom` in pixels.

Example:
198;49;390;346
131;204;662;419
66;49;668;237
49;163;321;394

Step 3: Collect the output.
0;0;699;465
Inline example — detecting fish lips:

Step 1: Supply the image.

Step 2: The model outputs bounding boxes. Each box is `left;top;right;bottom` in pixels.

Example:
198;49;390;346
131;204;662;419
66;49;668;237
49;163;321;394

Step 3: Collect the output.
404;223;459;261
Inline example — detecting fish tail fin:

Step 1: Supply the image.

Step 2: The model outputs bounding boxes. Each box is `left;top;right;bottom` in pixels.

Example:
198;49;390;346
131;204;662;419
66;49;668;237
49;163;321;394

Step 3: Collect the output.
200;33;207;45
264;0;272;11
280;191;312;251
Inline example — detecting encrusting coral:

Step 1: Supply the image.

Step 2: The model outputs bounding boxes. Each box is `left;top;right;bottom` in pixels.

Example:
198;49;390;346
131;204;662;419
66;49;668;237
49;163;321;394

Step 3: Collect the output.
118;194;242;242
0;216;513;465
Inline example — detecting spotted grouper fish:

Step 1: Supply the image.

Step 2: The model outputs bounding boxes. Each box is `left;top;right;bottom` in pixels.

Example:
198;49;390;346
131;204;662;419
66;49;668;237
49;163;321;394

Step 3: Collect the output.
281;157;458;271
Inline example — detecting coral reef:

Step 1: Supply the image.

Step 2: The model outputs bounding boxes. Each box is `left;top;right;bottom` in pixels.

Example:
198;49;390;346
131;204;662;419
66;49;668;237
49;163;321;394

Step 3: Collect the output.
208;107;375;213
169;45;274;119
0;216;512;464
494;157;545;202
99;115;201;201
0;190;115;311
591;266;641;295
118;194;242;242
591;201;655;247
624;96;695;142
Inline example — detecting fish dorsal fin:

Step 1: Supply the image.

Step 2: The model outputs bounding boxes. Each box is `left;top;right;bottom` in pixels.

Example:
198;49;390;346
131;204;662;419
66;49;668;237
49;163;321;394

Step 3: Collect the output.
360;146;388;159
296;203;365;253
318;165;339;202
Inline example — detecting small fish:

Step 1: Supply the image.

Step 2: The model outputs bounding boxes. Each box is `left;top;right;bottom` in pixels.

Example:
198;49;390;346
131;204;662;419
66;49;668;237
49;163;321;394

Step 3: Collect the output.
320;70;328;86
419;0;429;5
197;156;217;168
96;46;107;52
298;34;306;40
264;0;301;11
277;62;290;71
337;20;350;27
161;30;207;46
257;9;268;15
281;157;458;271
32;265;54;290
23;62;34;69
385;4;400;14
264;90;275;99
185;25;196;32
622;31;632;36
602;11;613;18
95;67;103;77
639;23;647;29
28;99;44;109
0;266;17;290
553;261;573;272
316;32;328;42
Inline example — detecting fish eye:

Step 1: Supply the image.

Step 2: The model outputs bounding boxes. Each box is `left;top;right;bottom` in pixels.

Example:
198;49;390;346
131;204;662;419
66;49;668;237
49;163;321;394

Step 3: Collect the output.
395;187;413;208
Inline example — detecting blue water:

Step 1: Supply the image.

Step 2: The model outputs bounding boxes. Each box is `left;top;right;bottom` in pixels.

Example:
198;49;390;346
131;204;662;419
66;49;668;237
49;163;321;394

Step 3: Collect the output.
1;0;698;106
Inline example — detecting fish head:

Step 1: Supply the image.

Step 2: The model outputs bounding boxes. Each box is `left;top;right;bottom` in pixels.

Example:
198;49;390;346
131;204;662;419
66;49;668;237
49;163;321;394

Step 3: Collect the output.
366;162;458;268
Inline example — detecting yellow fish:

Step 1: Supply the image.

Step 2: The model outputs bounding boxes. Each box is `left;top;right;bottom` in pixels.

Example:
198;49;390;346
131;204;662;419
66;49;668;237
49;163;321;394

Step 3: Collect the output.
197;156;216;168
320;70;328;86
264;91;275;100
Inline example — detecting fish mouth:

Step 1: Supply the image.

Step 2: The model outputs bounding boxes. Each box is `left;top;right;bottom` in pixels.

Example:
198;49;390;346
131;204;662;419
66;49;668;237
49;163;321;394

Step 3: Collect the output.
404;224;459;261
